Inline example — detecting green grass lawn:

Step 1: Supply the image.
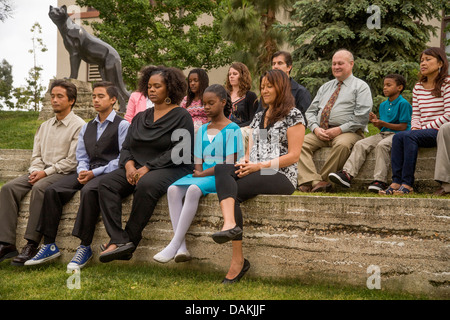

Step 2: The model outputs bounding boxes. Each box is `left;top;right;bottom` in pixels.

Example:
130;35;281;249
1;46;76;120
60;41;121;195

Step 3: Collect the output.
0;260;426;300
0;111;42;149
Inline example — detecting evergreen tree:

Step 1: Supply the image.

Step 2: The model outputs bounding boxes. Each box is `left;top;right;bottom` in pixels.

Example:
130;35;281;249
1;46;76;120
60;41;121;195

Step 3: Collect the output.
221;0;294;77
282;0;449;111
0;59;14;109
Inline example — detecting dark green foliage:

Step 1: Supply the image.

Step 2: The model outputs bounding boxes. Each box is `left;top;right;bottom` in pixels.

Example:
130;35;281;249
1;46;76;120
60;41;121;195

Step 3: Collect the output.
281;0;449;113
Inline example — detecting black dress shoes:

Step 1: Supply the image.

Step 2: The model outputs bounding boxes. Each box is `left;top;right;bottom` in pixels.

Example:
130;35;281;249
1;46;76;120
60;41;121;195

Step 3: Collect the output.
0;243;18;263
222;259;250;284
99;242;136;263
212;225;243;244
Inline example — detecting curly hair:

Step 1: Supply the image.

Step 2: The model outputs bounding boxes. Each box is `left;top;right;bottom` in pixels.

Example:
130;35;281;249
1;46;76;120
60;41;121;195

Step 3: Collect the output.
419;47;449;97
137;65;157;97
259;69;294;127
225;62;252;97
145;65;187;105
384;74;406;93
204;84;232;118
186;68;209;108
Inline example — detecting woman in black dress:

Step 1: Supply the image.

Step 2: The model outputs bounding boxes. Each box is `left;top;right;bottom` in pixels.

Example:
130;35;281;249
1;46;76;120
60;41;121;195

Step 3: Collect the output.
98;66;194;262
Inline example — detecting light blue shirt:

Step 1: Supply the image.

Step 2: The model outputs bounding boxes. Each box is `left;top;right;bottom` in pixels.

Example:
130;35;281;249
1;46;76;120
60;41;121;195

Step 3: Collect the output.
76;110;129;176
306;74;373;133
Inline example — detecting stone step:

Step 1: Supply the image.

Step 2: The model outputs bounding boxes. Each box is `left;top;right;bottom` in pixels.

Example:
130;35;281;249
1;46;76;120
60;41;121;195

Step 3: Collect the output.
0;148;440;192
14;191;450;298
0;150;32;181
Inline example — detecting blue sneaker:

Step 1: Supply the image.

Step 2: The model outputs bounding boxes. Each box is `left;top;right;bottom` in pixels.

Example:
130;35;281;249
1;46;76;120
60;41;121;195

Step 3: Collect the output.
24;243;60;266
67;245;92;271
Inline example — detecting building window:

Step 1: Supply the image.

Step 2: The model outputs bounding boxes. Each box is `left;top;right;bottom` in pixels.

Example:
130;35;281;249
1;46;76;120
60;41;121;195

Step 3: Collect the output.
87;64;102;82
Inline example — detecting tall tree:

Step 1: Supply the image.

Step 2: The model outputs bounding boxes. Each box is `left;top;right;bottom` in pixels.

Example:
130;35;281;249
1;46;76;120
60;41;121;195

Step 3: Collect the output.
76;0;236;89
282;0;450;110
0;59;14;109
221;0;294;77
14;22;48;111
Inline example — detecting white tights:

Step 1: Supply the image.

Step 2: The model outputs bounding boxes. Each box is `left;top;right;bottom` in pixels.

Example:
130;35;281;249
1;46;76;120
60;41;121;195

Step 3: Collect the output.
156;184;203;260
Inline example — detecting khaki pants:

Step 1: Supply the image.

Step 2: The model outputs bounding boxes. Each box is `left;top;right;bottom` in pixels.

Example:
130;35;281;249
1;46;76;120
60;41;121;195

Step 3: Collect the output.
435;122;450;191
0;173;66;245
343;132;394;183
297;131;364;187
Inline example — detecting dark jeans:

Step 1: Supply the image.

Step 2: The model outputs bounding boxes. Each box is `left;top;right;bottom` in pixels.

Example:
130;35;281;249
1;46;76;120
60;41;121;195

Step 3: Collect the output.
391;129;438;187
215;164;296;240
98;166;192;247
36;173;102;246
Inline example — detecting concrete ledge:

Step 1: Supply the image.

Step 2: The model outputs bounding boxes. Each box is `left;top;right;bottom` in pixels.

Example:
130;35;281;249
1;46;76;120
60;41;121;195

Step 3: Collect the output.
14;191;450;298
1;147;439;192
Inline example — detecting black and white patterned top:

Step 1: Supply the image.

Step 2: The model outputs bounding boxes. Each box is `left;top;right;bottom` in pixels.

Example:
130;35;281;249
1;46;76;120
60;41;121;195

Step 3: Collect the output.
249;107;305;187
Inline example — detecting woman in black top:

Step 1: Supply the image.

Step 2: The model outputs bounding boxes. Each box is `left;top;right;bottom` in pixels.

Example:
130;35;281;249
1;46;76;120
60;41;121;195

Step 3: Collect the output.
225;62;258;127
98;66;194;262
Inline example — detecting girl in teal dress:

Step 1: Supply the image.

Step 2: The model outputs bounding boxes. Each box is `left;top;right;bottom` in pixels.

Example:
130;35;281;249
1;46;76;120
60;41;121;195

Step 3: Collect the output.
153;84;244;263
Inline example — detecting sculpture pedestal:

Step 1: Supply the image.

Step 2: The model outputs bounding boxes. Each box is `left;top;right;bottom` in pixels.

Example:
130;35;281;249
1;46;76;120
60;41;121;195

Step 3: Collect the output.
39;79;96;121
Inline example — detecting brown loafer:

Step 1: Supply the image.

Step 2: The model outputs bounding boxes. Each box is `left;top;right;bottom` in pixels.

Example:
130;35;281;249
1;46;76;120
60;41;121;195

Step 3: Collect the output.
11;243;39;266
433;187;450;196
311;181;333;193
298;184;312;193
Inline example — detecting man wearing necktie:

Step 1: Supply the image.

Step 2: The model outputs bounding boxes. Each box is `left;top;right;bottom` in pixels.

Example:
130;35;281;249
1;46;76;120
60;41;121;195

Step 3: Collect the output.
297;49;373;192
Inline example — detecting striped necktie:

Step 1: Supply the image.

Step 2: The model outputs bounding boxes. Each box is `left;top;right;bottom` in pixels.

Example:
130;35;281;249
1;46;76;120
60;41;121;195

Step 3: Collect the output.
320;81;343;129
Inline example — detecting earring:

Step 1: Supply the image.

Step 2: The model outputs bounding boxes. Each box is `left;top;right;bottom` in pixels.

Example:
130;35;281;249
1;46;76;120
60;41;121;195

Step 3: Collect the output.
439;67;441;73
165;97;171;105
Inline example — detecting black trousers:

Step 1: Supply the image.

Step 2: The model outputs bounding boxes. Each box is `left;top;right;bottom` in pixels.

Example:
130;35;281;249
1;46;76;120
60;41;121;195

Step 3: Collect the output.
36;173;102;245
98;166;192;247
214;164;296;240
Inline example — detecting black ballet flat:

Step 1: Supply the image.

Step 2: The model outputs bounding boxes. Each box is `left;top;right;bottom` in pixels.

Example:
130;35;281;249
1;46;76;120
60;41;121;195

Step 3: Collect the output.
100;242;132;260
212;225;243;244
99;242;135;263
222;259;250;284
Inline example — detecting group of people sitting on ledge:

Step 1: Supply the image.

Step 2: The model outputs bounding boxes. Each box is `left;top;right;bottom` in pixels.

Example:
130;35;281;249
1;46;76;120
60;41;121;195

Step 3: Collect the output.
0;47;448;285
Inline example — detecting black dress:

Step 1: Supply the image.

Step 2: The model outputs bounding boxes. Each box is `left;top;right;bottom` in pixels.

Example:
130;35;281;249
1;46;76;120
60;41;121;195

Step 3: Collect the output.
98;107;194;247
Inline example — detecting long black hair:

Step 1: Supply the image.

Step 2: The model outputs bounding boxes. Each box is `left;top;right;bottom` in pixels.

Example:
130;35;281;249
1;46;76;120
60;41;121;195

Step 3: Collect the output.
203;84;232;118
186;68;209;108
419;47;449;97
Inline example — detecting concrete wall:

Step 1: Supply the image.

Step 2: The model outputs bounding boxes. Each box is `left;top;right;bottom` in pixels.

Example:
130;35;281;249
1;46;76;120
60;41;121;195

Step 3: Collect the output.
12;187;450;298
0;148;448;298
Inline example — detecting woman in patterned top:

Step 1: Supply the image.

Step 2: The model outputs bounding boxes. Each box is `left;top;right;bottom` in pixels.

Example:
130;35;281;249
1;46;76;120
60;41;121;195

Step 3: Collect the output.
381;47;449;195
212;69;306;283
180;68;209;131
